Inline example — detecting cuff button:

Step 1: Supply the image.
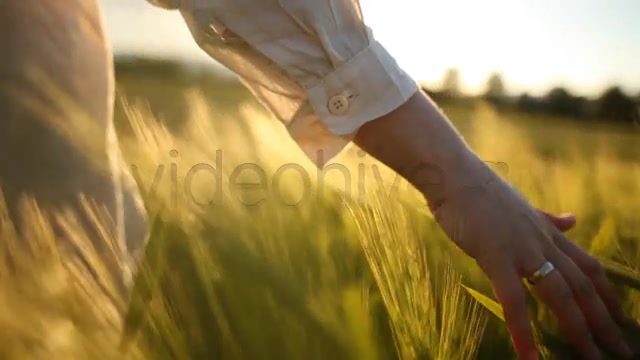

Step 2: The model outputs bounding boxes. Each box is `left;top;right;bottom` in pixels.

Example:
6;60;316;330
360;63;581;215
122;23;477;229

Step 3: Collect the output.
328;95;350;115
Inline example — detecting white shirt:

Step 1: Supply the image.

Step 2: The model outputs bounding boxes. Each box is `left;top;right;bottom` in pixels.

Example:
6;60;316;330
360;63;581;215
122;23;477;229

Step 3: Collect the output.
147;0;419;167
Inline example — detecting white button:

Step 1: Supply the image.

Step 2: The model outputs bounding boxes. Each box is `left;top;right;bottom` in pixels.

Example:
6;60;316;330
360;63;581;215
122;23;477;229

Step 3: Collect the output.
328;95;350;115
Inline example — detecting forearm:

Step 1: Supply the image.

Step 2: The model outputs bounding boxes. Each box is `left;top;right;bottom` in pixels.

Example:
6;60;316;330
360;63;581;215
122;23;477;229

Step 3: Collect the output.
353;91;494;210
161;0;494;199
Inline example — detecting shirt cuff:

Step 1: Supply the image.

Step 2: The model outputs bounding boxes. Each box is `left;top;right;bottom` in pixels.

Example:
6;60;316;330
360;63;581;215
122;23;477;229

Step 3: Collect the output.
305;38;419;136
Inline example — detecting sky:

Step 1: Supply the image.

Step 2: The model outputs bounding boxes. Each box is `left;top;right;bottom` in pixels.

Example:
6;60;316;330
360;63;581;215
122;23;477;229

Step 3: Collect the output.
102;0;640;97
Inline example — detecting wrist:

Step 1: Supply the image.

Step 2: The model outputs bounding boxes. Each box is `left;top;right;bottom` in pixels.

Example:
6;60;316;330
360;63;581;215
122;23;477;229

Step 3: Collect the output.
353;91;497;211
408;147;496;212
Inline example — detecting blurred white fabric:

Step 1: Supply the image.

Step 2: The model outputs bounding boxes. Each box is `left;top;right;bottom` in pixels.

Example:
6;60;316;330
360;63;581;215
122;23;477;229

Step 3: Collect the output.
147;0;418;167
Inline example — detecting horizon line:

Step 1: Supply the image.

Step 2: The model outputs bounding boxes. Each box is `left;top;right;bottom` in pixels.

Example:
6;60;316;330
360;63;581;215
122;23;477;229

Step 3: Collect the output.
113;51;640;100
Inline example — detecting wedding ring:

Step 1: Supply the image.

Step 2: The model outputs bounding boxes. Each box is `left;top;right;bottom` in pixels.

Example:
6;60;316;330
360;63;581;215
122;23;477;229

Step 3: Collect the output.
526;261;556;285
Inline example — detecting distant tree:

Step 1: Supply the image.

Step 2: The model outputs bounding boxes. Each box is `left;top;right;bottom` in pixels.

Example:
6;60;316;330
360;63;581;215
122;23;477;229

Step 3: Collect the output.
597;86;637;123
634;92;640;124
636;92;640;123
441;68;461;97
114;56;187;78
420;86;447;102
517;93;541;113
485;73;506;98
544;87;587;118
484;72;506;105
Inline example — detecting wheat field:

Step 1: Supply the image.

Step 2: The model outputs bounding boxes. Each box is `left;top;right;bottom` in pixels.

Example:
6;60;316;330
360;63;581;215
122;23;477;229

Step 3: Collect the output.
1;77;639;359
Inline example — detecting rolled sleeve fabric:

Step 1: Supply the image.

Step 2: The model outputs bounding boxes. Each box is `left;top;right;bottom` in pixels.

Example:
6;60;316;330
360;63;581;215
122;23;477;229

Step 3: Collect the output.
148;0;418;166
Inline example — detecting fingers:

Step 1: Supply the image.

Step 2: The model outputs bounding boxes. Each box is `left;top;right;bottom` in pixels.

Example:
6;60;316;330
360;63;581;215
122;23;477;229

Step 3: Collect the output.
545;246;633;358
553;233;627;324
531;264;604;360
490;268;538;360
538;210;576;232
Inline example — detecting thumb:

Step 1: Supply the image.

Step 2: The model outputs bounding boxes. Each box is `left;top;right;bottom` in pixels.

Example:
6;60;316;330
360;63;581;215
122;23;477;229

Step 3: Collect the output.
538;210;576;232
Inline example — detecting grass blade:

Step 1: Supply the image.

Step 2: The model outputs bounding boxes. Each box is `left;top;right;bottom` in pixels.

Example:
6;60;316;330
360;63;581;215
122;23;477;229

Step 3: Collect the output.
463;285;505;322
602;261;640;291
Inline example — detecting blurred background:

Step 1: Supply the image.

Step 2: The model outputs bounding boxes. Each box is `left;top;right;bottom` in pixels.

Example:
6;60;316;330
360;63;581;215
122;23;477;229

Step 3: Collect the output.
98;2;640;359
104;0;640;126
5;2;637;359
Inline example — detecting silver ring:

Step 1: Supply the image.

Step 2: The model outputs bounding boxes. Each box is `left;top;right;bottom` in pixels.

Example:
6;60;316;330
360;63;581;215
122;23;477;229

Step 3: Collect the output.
526;261;555;285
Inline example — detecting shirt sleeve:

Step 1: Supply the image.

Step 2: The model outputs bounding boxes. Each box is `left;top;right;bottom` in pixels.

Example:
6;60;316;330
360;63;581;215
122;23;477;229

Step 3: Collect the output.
149;0;418;167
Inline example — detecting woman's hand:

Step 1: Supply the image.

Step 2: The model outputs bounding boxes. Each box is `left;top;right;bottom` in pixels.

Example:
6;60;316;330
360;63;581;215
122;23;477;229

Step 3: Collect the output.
354;91;632;360
433;176;632;360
